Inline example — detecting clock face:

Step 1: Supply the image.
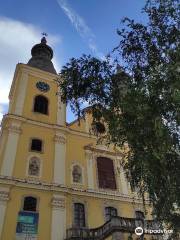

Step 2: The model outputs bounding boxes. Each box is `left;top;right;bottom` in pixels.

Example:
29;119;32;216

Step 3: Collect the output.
36;81;50;92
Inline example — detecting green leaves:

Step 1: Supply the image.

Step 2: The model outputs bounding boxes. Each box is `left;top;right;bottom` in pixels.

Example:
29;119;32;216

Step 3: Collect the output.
58;0;180;237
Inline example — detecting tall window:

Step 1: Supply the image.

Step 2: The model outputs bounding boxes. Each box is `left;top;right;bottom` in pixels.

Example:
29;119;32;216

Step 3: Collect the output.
105;207;118;221
31;139;42;152
34;95;48;115
74;203;85;227
28;157;40;177
72;165;82;183
97;157;117;190
135;211;145;220
23;196;37;212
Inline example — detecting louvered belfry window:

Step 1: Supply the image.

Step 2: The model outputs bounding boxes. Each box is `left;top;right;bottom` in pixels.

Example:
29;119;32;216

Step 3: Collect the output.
34;95;48;115
97;157;117;190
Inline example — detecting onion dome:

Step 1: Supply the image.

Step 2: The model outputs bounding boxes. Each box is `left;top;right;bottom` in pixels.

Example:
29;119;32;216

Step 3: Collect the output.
27;37;57;74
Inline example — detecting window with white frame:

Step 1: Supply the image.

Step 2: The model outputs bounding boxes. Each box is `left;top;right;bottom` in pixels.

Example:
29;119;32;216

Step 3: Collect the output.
74;203;86;227
97;157;117;190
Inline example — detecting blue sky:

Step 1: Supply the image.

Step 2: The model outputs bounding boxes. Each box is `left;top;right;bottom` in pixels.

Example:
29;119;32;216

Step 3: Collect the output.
0;0;147;122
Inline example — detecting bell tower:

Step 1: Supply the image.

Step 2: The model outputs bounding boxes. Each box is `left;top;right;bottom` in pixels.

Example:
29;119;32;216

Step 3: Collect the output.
0;37;67;240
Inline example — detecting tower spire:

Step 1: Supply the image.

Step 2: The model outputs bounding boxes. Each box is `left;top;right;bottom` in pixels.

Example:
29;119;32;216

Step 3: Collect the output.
41;32;48;44
27;33;57;74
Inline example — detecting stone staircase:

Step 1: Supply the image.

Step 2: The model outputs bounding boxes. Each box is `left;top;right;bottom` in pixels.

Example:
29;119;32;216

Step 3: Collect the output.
65;216;162;240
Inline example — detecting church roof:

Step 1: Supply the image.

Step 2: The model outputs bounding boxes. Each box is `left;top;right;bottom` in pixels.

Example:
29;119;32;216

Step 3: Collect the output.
27;37;57;74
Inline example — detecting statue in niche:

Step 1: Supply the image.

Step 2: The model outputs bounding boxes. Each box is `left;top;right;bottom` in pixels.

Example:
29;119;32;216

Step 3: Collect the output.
72;165;82;183
28;157;40;176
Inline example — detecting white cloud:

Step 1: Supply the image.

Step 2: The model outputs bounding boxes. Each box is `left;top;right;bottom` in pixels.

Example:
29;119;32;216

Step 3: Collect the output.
0;104;3;123
57;0;104;59
0;17;61;107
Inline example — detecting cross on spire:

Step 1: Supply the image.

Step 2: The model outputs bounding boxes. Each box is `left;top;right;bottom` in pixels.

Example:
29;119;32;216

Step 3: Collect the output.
42;32;48;37
41;32;48;44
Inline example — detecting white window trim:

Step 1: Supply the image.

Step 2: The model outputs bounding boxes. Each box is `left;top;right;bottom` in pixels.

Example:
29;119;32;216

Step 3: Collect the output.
94;154;118;191
72;198;88;228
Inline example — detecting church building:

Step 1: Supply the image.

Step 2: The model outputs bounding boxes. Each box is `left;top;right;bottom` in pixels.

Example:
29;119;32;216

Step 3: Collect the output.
0;37;158;240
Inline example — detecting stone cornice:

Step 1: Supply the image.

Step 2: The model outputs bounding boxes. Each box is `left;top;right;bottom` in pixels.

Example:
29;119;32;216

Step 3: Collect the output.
3;114;96;139
84;144;124;158
9;63;61;106
0;175;149;204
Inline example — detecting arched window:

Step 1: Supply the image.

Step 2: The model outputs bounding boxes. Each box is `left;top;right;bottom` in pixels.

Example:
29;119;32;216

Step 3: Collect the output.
28;157;40;177
31;138;43;152
72;165;82;183
33;95;48;115
135;211;145;220
97;157;116;190
23;196;37;212
105;207;118;221
74;203;85;227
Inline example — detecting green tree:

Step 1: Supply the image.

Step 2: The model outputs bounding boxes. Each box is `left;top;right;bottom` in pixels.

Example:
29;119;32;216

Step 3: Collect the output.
58;0;180;236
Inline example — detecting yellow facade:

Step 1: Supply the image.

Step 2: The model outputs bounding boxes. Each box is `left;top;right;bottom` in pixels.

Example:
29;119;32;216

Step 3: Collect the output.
0;38;155;240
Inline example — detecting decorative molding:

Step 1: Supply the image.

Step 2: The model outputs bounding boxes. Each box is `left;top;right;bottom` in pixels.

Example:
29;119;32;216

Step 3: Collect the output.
26;154;42;179
84;149;92;155
51;196;65;209
84;144;124;158
0;175;150;204
4;114;96;139
54;134;66;144
5;124;22;134
0;190;9;202
70;162;85;186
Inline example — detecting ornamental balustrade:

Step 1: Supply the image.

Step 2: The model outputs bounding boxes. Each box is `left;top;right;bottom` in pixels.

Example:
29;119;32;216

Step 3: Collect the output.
66;216;162;240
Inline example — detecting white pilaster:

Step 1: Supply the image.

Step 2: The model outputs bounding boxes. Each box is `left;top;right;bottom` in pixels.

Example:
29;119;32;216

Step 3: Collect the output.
85;150;94;190
14;72;28;115
56;91;66;126
85;114;89;133
51;195;66;240
0;130;6;158
0;187;9;239
0;123;21;176
119;166;129;195
53;133;66;184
